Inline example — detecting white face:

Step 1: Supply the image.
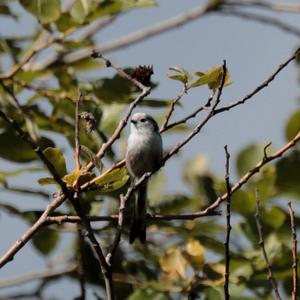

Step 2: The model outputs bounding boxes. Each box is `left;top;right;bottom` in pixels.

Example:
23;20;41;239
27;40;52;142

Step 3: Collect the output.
130;113;159;132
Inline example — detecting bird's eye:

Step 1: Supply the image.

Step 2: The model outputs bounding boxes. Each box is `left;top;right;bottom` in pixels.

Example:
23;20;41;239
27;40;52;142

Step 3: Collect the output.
140;118;146;122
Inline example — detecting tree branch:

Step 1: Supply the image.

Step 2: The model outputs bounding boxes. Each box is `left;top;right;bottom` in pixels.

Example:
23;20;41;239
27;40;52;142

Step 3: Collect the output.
0;262;77;288
26;2;217;71
224;145;232;300
0;193;66;268
225;0;300;13
218;9;300;38
254;189;282;300
215;45;300;114
288;201;298;300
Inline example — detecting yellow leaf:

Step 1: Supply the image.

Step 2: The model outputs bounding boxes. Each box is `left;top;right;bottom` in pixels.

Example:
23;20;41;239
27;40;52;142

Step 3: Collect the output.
185;239;205;270
159;248;187;279
63;170;95;188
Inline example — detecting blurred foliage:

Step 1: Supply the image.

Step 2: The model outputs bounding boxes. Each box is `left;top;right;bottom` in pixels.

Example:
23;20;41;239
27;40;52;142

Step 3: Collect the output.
0;1;299;300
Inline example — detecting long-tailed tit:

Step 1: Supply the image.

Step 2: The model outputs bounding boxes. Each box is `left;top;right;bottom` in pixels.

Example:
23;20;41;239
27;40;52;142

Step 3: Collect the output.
126;112;163;243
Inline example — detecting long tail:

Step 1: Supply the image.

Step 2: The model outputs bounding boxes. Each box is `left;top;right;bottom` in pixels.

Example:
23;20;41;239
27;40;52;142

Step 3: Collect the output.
129;183;147;244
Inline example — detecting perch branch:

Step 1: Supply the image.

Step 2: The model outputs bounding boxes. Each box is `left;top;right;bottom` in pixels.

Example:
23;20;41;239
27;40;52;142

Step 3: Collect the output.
84;56;151;172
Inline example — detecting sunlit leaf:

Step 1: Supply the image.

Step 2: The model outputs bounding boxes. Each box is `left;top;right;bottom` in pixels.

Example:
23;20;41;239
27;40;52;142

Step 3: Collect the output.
167;66;190;84
190;66;231;90
70;0;94;23
123;0;158;9
63;170;95;188
20;0;61;24
184;239;205;271
159;248;187;278
94;166;129;193
43;147;67;177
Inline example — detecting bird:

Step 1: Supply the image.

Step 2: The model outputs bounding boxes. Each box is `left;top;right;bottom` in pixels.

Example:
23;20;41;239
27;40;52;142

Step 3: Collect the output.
126;112;163;243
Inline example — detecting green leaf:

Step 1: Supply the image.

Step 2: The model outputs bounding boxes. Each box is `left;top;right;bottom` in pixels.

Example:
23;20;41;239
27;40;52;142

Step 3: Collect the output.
275;150;300;197
123;0;158;9
20;0;61;24
0;3;17;18
236;143;268;178
128;289;169;300
0;129;54;163
55;12;78;33
43;147;67;177
38;177;58;186
167;66;190;84
232;190;255;215
261;206;286;229
190;66;231;90
285;110;300;141
93;74;133;103
94;166;129;193
80;145;103;171
70;0;95;24
71;0;124;24
32;227;59;255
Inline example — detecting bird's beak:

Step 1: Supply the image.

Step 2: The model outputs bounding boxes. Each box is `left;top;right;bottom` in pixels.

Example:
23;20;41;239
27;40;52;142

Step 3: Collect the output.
131;120;137;124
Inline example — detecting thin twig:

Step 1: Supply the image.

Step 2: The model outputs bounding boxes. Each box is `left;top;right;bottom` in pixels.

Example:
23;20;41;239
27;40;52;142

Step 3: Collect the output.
161;85;187;131
215;46;300;114
28;2;217;70
84;57;151;172
0;107;72;268
92;52;148;91
0;262;77;288
163;60;227;161
70;192;114;300
105;194;127;267
43;131;300;228
225;0;300;13
77;225;86;300
219;9;300;38
0;109;68;193
224;145;232;300
75;91;82;171
0;35;57;79
288;201;298;300
255;190;282;300
0;193;66;268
